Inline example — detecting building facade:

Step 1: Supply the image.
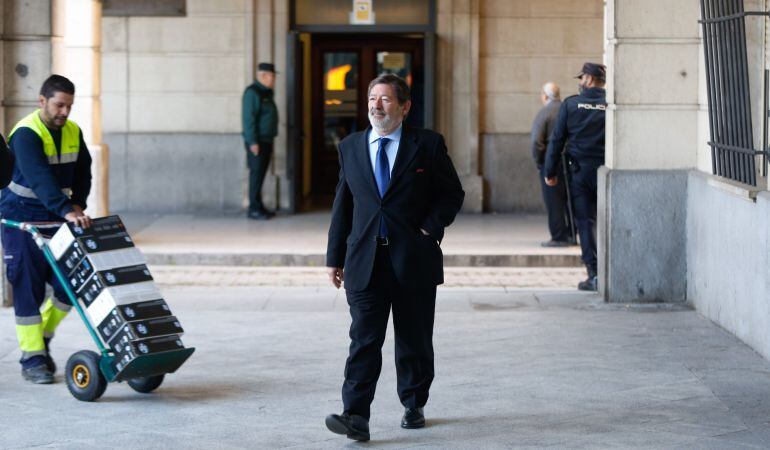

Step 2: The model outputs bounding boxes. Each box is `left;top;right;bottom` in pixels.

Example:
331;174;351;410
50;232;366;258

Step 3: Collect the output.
3;0;770;362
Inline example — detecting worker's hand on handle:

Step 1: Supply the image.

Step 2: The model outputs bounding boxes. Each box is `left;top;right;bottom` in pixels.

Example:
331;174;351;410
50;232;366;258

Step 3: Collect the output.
544;176;558;187
327;267;344;289
249;144;260;156
65;205;91;229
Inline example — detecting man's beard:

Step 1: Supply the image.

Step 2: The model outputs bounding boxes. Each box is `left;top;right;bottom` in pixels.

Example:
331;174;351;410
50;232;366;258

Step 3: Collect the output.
368;108;398;131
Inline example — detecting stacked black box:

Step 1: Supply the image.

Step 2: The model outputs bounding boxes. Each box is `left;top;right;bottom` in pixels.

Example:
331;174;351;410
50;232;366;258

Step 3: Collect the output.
49;216;187;375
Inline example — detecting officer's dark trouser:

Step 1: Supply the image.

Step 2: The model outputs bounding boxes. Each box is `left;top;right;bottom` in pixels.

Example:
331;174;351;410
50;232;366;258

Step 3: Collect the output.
569;161;600;275
2;225;72;369
342;244;436;420
539;165;571;242
246;141;273;213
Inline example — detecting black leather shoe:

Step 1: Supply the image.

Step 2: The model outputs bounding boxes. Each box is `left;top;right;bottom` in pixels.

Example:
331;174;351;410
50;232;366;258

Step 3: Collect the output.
247;210;270;220
401;407;425;429
21;364;54;384
325;413;370;441
540;239;573;248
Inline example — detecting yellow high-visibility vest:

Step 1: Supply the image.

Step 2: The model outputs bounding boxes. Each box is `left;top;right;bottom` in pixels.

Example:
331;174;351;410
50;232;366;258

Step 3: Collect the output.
9;109;80;166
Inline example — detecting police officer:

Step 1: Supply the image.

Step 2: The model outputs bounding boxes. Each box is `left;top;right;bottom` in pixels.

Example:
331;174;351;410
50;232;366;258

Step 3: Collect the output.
544;63;606;291
242;62;279;220
0;75;92;384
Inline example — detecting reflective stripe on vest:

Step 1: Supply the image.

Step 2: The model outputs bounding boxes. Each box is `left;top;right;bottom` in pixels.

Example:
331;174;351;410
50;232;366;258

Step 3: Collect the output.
7;181;72;199
8;109;80;166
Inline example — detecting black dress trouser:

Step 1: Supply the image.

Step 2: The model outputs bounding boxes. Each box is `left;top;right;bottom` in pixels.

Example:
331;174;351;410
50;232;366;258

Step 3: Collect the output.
342;244;437;420
569;161;599;275
539;165;571;242
246;141;273;212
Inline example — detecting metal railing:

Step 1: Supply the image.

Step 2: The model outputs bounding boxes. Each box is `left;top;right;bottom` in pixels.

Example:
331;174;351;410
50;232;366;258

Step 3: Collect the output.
699;0;769;186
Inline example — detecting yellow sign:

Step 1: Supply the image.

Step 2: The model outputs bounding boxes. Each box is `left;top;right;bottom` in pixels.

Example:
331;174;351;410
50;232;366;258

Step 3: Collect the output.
350;0;375;25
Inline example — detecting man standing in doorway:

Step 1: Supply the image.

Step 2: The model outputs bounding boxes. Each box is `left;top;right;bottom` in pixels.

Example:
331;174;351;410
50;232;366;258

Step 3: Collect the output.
325;74;464;441
242;62;278;220
0;74;92;384
544;63;607;292
531;81;573;247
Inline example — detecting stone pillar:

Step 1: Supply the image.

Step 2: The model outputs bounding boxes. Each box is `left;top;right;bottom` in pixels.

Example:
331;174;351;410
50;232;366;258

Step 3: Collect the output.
599;0;701;302
436;0;483;212
2;0;66;130
64;0;108;217
1;0;66;306
249;0;290;212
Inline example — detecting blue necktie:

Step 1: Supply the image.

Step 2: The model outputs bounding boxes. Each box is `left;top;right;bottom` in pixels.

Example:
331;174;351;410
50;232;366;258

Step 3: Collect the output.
375;137;390;236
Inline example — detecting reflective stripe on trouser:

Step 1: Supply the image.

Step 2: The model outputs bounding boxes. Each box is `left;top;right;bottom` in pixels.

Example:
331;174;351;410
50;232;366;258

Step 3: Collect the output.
15;314;46;360
41;297;71;339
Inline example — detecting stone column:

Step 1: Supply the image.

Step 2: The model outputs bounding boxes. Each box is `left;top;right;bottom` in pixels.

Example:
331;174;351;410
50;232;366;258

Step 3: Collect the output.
2;0;66;130
1;0;66;306
64;0;108;217
599;0;701;302
436;0;483;212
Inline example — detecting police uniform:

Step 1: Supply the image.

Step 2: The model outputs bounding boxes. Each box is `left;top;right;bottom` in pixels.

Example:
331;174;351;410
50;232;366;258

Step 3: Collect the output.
241;62;278;219
544;68;606;288
0;109;92;372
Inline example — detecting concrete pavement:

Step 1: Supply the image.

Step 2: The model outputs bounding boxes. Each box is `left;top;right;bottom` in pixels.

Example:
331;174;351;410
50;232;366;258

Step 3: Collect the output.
3;286;770;449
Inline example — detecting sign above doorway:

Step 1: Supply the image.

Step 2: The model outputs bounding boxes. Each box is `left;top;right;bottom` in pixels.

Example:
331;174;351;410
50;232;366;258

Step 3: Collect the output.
350;0;375;25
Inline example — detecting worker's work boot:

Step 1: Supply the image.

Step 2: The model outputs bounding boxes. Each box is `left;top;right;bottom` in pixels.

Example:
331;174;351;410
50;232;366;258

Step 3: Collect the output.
44;354;56;375
578;268;598;292
21;364;54;384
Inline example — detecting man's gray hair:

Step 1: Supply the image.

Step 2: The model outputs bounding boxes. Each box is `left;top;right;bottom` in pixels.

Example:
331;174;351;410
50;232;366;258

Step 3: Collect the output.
542;82;560;101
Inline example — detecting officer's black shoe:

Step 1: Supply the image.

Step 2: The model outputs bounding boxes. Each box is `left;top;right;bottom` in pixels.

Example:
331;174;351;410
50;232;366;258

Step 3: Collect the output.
260;209;276;218
21;364;54;384
247;210;270;220
325;412;370;441
401;407;425;429
578;276;598;291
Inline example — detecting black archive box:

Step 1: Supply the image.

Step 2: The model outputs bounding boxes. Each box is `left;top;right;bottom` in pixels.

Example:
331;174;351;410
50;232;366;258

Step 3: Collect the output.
100;314;182;345
70;264;154;295
50;215;135;275
96;299;173;342
113;335;186;373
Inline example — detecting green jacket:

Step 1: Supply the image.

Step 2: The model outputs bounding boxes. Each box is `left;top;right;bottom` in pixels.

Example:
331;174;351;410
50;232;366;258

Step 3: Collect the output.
242;80;278;145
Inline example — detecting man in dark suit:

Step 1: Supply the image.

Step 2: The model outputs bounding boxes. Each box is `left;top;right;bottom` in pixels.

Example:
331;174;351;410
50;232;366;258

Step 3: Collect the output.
325;74;464;442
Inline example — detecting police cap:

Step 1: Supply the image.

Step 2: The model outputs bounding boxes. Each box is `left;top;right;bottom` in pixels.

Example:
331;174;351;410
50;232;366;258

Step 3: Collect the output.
575;62;606;80
258;62;277;73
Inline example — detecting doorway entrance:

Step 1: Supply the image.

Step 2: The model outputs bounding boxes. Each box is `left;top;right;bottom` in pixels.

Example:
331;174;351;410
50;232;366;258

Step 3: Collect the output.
287;33;432;211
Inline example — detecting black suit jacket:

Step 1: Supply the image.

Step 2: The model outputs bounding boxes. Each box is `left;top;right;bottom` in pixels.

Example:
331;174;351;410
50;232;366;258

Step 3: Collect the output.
326;126;465;292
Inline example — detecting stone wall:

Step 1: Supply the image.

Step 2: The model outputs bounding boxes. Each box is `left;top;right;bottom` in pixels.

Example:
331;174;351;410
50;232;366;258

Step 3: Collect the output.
101;0;254;212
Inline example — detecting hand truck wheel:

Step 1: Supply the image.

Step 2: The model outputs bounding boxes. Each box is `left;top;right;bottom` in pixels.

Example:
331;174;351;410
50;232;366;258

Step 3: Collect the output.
127;374;165;393
65;350;107;402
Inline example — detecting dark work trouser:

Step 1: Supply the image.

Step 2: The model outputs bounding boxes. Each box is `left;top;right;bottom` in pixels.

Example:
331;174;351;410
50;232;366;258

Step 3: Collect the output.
246;141;273;213
2;225;72;369
539;165;571;242
342;245;436;420
569;161;599;276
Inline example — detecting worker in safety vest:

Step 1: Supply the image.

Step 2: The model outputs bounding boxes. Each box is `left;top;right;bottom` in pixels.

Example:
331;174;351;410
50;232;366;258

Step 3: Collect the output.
0;74;92;384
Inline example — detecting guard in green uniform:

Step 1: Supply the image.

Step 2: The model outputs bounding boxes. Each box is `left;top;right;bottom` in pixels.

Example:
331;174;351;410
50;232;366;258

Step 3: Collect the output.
242;62;278;220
